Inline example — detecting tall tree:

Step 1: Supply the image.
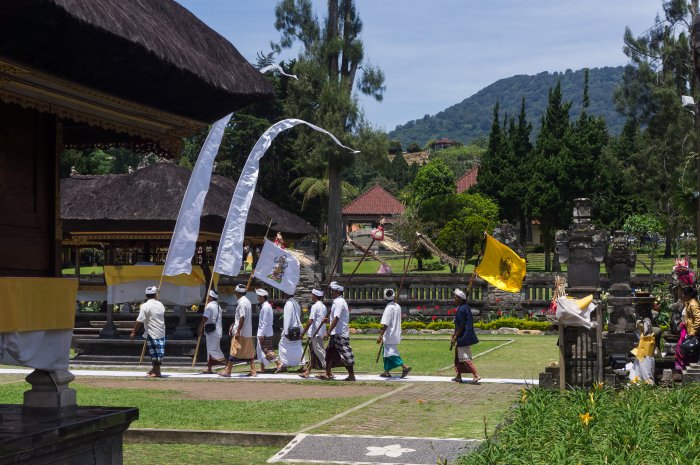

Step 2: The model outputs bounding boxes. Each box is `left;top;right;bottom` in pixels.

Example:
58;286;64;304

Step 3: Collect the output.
523;81;572;271
274;0;385;274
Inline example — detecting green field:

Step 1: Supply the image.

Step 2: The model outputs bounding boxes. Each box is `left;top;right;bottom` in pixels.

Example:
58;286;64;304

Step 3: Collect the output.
62;266;104;275
124;444;282;465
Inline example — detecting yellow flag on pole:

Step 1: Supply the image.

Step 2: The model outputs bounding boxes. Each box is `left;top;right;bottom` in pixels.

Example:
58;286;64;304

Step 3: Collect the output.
475;234;526;293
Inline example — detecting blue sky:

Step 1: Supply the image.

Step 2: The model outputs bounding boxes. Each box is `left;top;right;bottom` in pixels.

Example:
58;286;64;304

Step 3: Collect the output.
176;1;663;131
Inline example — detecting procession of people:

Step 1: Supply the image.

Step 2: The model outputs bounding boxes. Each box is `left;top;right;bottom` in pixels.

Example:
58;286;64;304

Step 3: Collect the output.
123;282;479;382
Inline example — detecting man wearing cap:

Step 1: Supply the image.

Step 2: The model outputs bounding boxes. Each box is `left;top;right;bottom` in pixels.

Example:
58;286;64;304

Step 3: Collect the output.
197;289;225;374
323;282;355;381
452;288;481;384
300;288;327;379
378;288;411;378
255;288;282;372
130;286;166;378
220;284;257;377
277;292;305;372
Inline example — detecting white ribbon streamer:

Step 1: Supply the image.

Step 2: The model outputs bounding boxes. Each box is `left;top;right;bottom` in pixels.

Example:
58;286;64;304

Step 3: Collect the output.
213;118;359;277
163;113;232;276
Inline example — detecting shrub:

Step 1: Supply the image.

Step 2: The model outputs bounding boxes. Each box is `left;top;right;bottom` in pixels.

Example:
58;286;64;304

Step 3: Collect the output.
474;317;552;331
351;315;380;325
401;321;427;330
348;322;382;330
426;321;454;330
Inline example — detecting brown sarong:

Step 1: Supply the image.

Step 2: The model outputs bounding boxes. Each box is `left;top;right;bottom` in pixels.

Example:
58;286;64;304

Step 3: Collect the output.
259;336;277;361
229;336;255;361
454;345;474;374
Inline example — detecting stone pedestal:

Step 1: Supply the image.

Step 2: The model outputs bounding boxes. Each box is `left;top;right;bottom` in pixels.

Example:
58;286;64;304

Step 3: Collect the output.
23;370;76;418
99;304;121;339
171;305;194;339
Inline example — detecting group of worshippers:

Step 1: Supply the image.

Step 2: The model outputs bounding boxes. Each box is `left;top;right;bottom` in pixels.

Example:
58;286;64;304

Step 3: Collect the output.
130;282;482;384
674;259;700;373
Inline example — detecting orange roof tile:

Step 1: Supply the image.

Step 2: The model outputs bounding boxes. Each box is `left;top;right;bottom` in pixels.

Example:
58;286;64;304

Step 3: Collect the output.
456;166;479;193
342;185;405;216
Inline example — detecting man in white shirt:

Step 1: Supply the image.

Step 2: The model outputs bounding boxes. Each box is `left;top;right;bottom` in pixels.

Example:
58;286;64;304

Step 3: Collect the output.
130;286;166;378
378;288;411;378
255;288;281;372
300;288;327;379
198;289;225;374
277;292;304;372
323;281;355;381
220;284;257;377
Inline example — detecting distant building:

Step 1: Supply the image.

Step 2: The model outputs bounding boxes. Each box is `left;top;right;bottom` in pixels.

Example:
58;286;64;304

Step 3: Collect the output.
342;185;405;230
455;166;479;193
432;138;459;151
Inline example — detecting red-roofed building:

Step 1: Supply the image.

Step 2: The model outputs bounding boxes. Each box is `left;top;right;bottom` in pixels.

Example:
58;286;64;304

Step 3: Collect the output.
342;185;405;229
456;166;479;193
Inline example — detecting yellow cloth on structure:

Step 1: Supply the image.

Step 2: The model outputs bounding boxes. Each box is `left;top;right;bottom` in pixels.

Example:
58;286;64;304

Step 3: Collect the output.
475;234;527;293
631;334;656;361
103;266;214;286
0;277;78;332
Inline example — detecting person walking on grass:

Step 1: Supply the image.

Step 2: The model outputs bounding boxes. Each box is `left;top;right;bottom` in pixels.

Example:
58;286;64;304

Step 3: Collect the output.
198;289;225;374
130;286;166;378
255;288;282;372
451;288;481;384
300;288;327;379
322;281;356;381
378;288;411;378
219;284;256;377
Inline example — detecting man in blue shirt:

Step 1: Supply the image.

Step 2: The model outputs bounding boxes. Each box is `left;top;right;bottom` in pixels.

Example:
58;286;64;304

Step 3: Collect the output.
452;288;481;384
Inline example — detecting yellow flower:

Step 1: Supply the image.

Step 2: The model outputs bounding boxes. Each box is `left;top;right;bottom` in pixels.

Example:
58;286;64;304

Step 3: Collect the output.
579;412;593;426
589;392;595;405
630;376;640;384
417;399;424;405
520;387;527;402
594;381;604;390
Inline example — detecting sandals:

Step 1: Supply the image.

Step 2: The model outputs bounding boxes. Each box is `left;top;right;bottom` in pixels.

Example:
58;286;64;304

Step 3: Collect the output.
218;372;232;378
342;376;356;382
401;367;412;379
451;377;462;383
244;372;257;377
315;374;335;380
379;372;391;378
471;377;482;384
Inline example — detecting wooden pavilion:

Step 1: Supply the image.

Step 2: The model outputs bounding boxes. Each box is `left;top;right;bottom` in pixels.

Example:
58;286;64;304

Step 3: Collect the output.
0;0;273;461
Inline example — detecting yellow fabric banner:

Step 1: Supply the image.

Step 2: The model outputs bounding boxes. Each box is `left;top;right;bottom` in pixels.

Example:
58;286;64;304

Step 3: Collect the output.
0;278;78;332
474;234;527;293
103;266;212;286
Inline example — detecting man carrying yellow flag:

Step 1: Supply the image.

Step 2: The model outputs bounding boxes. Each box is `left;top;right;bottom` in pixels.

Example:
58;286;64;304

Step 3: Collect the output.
474;234;526;293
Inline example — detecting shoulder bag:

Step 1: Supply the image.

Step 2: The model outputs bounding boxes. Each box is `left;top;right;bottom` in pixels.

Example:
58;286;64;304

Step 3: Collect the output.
286;300;302;341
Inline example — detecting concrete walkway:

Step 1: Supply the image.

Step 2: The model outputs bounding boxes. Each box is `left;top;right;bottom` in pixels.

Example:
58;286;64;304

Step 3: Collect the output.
0;368;537;385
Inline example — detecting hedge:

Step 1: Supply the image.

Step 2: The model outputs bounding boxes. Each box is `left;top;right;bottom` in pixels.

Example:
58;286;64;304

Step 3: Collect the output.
426;321;454;330
475;317;552;331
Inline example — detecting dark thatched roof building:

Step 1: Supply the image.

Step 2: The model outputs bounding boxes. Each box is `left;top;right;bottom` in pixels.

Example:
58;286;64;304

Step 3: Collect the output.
61;163;315;256
0;0;273;155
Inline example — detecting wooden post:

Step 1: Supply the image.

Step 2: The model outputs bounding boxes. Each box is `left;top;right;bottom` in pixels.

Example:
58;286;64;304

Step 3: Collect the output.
343;238;375;288
596;303;604;383
559;324;566;391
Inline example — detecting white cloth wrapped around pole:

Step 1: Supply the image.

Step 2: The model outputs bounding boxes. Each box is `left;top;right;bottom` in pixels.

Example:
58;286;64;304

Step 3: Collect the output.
163;113;232;277
213;118;358;277
555;296;596;329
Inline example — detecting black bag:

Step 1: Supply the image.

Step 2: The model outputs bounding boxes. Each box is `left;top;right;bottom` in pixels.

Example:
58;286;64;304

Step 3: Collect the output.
286;299;302;341
204;304;220;334
681;335;700;357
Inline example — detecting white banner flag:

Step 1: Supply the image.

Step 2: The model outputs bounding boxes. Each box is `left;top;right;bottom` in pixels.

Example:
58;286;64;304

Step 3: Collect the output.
163;113;232;276
253;240;300;295
213;118;358;277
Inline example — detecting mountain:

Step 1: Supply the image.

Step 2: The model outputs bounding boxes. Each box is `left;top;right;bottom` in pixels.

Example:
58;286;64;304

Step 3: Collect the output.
388;67;625;147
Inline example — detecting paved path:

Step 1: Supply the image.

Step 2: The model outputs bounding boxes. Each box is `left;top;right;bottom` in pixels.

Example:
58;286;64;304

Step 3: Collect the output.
0;368;537;385
268;433;481;464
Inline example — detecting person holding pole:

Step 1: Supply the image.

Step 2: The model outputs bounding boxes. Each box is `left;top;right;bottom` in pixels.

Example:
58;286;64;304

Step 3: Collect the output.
322;282;356;381
197;289;226;374
130;286;166;378
378;288;411;378
451;288;481;384
255;288;282;372
299;288;327;379
220;284;257;377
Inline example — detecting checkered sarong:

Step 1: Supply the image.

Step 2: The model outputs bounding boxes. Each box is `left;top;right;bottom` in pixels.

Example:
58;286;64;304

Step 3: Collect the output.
147;336;165;362
325;334;354;367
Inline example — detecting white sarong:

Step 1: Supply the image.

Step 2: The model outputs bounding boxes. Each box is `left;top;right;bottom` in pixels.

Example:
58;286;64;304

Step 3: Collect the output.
205;333;225;361
383;343;400;358
278;336;305;367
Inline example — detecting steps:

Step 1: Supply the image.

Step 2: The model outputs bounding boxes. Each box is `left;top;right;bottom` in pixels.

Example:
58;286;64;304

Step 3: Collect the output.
683;362;700;383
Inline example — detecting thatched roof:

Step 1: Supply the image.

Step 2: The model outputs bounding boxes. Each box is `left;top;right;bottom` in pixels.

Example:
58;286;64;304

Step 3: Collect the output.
61;163;315;238
0;0;273;122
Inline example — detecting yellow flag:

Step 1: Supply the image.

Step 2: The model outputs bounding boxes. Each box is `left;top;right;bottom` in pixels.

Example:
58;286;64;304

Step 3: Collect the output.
475;234;526;293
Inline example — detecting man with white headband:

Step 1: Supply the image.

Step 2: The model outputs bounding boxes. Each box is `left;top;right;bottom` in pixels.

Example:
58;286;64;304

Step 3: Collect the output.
299;288;327;379
277;291;305;372
255;288;281;372
452;288;481;384
378;288;411;378
323;281;355;381
198;289;225;374
219;284;256;377
130;286;166;378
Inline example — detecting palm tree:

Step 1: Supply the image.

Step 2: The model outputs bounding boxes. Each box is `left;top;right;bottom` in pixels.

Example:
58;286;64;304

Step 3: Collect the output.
290;176;358;211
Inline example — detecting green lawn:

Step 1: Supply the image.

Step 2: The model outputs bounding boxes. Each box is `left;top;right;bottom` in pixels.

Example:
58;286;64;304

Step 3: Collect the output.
62;266;104;275
124;444;283;465
0;382;371;432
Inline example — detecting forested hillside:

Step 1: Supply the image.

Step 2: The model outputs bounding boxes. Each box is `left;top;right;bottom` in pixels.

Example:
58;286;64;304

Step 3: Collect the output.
389;67;625;147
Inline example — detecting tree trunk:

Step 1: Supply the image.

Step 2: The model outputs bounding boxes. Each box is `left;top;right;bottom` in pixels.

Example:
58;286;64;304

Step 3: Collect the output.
543;227;552;272
664;229;672;258
326;160;344;277
327;0;339;81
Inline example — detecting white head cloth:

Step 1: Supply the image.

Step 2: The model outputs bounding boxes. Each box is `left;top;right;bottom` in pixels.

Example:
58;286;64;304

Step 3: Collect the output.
256;288;269;297
454;288;467;300
235;284;247;293
330;281;344;292
145;286;158;295
208;289;218;299
312;289;324;297
384;288;395;300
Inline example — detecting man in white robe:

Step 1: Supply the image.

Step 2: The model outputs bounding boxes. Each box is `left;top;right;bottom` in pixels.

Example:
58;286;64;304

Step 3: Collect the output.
300;288;327;378
198;289;225;374
219;284;256;377
255;288;281;372
277;292;305;372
